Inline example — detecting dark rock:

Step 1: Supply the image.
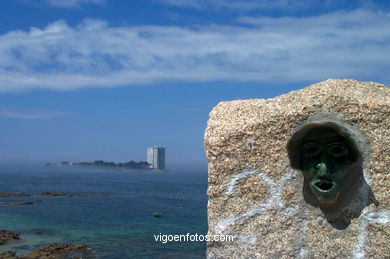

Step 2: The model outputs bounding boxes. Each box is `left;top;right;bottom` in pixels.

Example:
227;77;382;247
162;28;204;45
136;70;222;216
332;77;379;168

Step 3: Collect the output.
40;192;106;197
21;243;94;259
0;230;20;245
0;193;30;197
73;193;106;197
39;192;72;197
0;251;18;259
0;201;34;206
0;243;94;259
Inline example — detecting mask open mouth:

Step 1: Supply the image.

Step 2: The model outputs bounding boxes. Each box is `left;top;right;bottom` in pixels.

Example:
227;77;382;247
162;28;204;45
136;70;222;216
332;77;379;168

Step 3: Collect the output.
313;179;335;192
310;178;340;204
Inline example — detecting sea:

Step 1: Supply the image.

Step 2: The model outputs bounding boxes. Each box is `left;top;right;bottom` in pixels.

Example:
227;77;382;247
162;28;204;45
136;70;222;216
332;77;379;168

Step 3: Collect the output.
0;165;208;258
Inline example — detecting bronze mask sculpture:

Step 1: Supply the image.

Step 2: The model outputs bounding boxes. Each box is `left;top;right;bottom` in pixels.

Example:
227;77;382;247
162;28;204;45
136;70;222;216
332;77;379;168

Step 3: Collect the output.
288;123;361;208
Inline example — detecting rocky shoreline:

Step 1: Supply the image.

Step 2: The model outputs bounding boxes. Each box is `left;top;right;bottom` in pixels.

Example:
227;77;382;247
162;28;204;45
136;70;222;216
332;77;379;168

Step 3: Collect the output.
0;242;94;259
0;229;94;259
0;192;103;257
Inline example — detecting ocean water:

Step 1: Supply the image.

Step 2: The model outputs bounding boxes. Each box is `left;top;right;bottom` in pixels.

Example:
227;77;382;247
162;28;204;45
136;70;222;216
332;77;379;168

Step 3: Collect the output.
0;165;208;258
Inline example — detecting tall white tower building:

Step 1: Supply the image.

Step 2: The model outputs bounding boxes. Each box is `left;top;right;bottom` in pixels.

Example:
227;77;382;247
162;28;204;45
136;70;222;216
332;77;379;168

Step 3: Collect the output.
147;146;165;170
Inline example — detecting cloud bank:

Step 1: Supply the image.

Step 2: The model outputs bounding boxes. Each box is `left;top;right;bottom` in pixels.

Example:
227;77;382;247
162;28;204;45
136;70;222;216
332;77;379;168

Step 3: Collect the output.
157;0;388;11
157;0;322;10
34;0;105;8
0;9;389;92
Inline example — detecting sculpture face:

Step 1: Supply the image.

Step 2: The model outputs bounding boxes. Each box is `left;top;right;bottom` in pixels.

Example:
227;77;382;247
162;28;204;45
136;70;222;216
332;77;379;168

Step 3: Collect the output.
301;127;357;206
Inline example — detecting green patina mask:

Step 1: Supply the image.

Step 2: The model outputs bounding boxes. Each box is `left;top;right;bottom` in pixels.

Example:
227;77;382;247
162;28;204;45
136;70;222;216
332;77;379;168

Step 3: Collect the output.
301;127;357;205
288;124;361;207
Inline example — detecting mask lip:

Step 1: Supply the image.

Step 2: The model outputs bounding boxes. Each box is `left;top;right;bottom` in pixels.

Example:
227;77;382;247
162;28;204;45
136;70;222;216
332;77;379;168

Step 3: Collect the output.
312;178;336;192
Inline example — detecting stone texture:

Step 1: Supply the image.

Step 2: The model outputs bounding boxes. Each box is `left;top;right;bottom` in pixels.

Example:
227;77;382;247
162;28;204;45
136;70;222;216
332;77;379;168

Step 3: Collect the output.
204;79;390;258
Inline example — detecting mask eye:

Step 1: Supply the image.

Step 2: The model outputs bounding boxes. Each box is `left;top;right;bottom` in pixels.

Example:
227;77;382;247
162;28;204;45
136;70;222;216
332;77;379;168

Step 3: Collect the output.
303;143;322;157
326;144;349;158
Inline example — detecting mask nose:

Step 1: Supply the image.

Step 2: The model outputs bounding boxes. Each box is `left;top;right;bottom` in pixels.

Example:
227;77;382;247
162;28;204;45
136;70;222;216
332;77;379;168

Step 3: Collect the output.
316;163;328;177
316;151;332;176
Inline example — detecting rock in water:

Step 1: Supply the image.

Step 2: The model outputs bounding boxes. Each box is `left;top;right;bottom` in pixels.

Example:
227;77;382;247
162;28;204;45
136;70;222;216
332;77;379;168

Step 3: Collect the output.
0;251;18;259
0;230;20;245
40;192;106;197
204;79;390;258
23;243;92;259
0;243;94;259
0;201;34;206
0;192;30;197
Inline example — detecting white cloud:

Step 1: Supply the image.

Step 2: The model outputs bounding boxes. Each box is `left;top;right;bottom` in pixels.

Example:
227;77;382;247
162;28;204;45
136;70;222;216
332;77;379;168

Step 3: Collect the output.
43;0;105;8
0;109;64;119
0;10;390;92
158;0;201;8
156;0;342;11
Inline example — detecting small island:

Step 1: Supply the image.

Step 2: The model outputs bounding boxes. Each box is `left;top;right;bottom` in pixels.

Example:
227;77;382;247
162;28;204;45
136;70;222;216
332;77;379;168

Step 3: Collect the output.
45;147;167;171
46;160;150;170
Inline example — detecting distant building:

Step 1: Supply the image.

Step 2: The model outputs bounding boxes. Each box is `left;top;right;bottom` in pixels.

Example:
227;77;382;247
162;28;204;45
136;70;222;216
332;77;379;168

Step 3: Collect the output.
147;146;165;170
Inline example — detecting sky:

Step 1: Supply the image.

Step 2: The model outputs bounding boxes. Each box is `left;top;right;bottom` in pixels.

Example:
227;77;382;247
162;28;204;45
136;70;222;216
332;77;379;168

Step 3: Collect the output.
0;0;389;169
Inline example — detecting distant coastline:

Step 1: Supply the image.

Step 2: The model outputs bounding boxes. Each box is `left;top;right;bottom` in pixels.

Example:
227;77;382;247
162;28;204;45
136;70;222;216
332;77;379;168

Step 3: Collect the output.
44;160;172;171
45;160;149;170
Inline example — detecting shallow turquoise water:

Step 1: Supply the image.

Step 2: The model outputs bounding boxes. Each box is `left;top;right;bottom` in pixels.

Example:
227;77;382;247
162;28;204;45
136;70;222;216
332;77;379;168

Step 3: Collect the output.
0;165;208;258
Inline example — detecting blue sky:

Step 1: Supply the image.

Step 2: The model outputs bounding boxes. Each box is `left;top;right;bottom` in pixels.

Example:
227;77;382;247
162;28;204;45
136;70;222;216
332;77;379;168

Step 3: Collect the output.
0;0;389;169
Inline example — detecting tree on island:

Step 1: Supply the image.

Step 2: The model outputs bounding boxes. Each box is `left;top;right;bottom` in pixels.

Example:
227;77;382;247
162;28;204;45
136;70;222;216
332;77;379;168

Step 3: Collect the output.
76;160;149;169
